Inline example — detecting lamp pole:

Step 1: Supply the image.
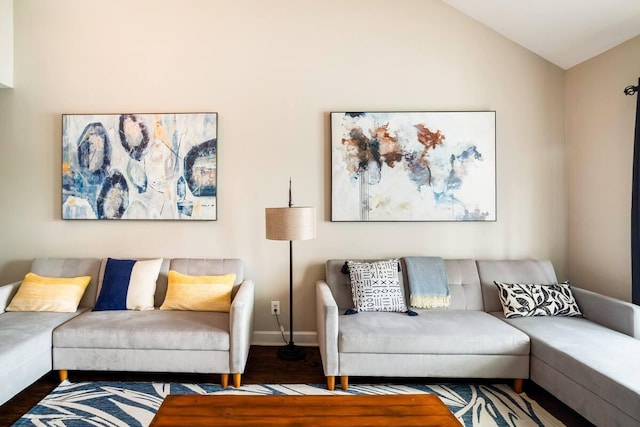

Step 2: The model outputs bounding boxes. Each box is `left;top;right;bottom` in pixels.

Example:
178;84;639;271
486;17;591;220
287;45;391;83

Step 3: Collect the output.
277;238;305;360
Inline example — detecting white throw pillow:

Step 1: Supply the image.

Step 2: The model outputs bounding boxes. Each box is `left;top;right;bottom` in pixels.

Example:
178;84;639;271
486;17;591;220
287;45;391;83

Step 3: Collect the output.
347;259;407;313
94;258;162;311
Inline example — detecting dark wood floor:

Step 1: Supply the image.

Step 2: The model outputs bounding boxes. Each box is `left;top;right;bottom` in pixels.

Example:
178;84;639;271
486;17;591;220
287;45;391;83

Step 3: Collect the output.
0;345;593;426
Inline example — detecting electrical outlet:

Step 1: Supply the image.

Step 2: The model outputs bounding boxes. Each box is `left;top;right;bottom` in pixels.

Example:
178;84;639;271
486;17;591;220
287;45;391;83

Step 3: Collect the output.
271;301;280;315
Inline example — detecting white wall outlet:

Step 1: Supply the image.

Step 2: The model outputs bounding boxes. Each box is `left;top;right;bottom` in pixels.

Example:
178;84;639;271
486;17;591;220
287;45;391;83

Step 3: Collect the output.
271;301;280;315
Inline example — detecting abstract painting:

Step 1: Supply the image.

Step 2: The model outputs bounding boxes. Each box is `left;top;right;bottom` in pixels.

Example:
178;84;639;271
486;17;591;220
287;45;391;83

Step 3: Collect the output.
62;113;218;220
331;111;495;221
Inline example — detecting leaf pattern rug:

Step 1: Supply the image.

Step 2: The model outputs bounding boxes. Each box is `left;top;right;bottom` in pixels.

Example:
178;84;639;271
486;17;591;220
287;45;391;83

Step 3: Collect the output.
12;381;565;427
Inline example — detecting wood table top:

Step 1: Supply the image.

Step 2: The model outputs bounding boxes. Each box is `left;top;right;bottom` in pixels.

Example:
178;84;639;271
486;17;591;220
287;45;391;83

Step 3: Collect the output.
150;393;462;426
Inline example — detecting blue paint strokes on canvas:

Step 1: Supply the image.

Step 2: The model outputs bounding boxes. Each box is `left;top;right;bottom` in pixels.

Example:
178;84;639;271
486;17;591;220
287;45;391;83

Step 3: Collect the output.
171;115;180;176
97;170;129;219
119;114;150;161
77;122;111;185
446;146;482;191
184;139;217;197
62;113;218;220
126;158;147;193
176;175;193;216
177;176;187;200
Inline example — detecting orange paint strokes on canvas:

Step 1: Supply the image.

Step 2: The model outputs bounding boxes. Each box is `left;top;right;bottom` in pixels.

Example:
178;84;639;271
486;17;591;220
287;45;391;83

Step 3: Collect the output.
341;126;371;175
415;125;446;167
415;124;445;151
372;123;403;168
341;123;404;174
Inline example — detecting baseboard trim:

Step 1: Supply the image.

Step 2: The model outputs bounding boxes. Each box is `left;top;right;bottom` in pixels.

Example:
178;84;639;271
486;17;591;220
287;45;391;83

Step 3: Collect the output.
252;331;318;347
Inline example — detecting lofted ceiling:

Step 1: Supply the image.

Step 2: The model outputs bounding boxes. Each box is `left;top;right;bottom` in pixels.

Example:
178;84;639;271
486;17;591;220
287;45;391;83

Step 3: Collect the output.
441;0;640;70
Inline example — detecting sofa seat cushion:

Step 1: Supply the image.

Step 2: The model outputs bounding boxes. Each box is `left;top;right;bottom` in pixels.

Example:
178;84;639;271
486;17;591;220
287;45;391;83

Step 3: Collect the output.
0;311;85;405
495;313;640;421
53;310;230;351
338;310;530;355
0;311;86;362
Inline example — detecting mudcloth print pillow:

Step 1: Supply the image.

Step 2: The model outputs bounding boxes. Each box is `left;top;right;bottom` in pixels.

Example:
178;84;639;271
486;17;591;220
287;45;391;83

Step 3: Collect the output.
347;259;407;312
494;281;583;318
93;258;163;311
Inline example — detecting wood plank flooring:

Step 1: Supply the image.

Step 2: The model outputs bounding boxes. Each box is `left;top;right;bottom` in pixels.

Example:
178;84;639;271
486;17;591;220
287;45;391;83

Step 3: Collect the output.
0;345;593;426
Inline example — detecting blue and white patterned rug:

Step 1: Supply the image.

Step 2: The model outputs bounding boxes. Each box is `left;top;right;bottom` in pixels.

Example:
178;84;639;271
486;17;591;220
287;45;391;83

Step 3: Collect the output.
12;381;565;427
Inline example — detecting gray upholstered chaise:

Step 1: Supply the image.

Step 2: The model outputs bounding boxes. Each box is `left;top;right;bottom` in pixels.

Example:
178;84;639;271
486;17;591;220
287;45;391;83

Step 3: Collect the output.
477;260;640;427
0;258;101;406
316;258;531;392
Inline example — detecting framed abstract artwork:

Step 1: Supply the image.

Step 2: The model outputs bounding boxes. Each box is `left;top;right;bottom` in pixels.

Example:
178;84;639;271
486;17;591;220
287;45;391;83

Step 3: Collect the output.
331;111;496;222
62;113;218;220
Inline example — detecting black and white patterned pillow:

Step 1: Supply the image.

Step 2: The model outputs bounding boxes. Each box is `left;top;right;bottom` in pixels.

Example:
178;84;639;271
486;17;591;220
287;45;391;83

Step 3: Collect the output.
494;281;583;318
347;259;407;313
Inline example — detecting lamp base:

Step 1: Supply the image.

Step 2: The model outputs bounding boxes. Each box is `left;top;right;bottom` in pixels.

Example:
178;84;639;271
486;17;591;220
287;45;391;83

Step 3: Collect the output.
277;343;305;361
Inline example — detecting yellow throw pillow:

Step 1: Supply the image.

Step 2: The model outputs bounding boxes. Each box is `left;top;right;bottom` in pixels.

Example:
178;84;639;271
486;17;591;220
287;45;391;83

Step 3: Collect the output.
160;270;236;312
6;272;91;312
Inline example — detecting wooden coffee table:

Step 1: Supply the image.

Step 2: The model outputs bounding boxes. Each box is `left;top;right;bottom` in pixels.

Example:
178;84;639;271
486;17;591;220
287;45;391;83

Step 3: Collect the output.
150;393;462;426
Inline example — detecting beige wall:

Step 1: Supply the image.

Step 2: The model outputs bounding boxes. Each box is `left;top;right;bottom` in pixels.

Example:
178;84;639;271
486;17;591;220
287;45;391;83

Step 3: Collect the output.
566;35;640;301
0;0;566;342
0;0;12;88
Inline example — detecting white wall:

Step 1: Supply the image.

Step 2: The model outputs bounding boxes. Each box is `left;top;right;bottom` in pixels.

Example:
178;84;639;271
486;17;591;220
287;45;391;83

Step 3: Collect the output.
566;35;640;301
0;0;12;88
0;0;566;342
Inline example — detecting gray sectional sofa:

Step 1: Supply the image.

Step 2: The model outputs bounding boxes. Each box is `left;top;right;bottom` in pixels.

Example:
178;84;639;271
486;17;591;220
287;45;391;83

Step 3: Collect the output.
0;257;254;406
477;260;640;427
317;258;640;427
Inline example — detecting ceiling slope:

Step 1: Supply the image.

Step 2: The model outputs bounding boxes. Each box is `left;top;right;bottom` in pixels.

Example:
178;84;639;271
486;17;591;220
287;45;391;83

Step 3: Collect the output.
441;0;640;69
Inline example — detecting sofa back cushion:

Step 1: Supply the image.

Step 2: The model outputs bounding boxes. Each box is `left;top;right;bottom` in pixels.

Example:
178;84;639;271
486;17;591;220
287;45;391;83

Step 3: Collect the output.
28;258;244;309
324;258;483;312
476;259;558;313
166;259;244;307
431;259;484;310
31;258;102;308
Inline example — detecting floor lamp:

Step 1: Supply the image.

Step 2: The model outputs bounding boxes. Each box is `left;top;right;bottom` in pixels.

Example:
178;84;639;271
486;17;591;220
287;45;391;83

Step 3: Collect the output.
265;181;316;361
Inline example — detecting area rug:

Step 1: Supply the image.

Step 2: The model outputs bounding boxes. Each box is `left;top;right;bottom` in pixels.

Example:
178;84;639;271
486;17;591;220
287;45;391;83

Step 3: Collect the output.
12;381;565;427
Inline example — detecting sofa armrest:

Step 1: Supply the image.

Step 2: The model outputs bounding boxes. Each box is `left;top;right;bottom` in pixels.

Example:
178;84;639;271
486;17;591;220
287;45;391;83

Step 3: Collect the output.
316;280;339;376
0;281;21;313
572;286;640;338
229;279;255;373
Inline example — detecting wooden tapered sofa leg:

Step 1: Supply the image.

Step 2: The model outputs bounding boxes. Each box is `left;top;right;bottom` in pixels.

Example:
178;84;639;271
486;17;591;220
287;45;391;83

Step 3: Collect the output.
340;375;349;391
514;378;524;394
221;373;229;388
326;376;335;391
233;373;241;388
59;370;68;382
